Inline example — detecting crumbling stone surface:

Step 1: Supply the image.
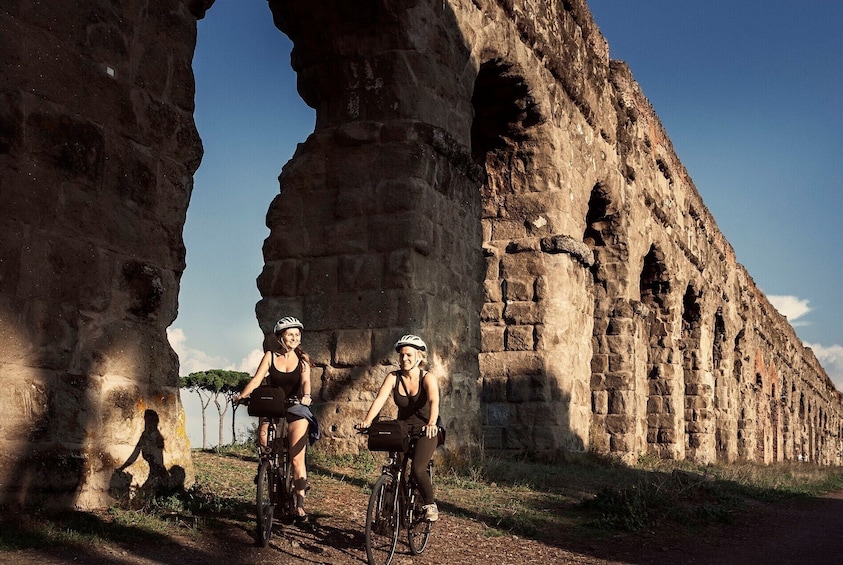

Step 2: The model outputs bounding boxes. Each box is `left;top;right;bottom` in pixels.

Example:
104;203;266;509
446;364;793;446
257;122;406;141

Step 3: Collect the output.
1;0;840;508
0;1;198;507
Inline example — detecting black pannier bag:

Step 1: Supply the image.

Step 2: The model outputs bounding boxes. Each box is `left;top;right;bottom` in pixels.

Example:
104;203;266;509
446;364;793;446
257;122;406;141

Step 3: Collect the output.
247;386;288;418
367;419;409;452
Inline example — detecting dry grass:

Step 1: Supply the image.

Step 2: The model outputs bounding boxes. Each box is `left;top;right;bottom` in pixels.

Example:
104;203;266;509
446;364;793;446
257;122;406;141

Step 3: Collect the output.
2;444;843;553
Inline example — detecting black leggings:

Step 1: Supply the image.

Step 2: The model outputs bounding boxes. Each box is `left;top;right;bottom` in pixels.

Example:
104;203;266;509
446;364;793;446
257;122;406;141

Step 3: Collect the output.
411;434;437;505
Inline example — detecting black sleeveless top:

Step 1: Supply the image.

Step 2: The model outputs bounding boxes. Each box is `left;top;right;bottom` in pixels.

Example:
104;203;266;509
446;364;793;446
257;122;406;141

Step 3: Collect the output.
393;371;432;425
267;352;302;398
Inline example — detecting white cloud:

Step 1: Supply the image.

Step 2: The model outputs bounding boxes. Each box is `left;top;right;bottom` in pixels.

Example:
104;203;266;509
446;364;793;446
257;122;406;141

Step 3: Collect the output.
806;343;843;391
768;295;812;324
167;327;264;376
167;327;237;375
235;349;264;374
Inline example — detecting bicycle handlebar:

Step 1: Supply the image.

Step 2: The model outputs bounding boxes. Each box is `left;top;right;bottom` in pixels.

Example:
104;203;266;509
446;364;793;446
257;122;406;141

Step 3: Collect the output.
354;425;428;438
235;396;302;406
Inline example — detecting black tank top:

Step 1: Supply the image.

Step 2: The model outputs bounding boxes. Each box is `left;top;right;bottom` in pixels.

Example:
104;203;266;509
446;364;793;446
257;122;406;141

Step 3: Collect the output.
393;371;431;424
267;352;302;398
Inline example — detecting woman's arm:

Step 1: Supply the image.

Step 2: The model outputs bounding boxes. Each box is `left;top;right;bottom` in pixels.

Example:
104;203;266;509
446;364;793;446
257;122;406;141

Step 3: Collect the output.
234;351;273;402
300;358;312;406
423;372;440;438
358;372;397;428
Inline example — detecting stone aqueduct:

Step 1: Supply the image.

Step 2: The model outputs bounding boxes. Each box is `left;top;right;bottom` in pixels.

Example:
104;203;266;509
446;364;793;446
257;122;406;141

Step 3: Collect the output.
1;0;841;508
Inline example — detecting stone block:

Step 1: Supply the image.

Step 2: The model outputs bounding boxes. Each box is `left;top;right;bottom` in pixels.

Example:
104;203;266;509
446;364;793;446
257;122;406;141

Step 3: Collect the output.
504;325;534;351
605;414;634;435
608;353;633;372
657;429;677;444
490;219;526;241
333;329;372;367
502;301;541;325
590;354;608;373
500;253;546;278
592;390;608;414
339;254;383;291
481;325;505;353
646;396;663;413
502;278;534;302
610;433;632;452
299;257;338;295
481;302;504;323
481;377;507;403
604;371;633;389
607;318;634;336
605;334;632;355
483;426;504;449
484;280;502;303
485;403;510;427
608;390;632;414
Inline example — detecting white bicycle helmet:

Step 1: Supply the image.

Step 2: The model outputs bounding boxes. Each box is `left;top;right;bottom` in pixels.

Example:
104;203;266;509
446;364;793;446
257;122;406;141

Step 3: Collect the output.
274;316;303;334
394;334;426;352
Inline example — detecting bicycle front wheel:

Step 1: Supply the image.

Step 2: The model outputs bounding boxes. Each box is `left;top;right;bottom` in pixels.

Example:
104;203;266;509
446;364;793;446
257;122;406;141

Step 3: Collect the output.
407;475;432;554
256;460;275;547
365;474;399;565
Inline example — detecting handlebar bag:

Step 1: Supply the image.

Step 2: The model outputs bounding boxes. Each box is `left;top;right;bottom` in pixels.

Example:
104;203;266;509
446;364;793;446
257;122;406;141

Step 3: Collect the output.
367;419;409;452
247;386;288;418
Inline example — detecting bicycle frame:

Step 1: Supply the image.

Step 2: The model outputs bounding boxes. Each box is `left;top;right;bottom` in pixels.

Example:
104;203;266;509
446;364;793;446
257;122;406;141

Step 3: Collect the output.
364;435;433;565
248;397;299;547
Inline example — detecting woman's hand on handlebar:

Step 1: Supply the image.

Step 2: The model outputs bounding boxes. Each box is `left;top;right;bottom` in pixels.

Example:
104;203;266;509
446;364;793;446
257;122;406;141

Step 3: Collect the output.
422;424;439;439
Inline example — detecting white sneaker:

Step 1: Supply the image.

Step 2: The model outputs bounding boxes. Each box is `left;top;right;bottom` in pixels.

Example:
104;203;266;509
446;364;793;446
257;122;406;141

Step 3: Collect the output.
422;503;439;522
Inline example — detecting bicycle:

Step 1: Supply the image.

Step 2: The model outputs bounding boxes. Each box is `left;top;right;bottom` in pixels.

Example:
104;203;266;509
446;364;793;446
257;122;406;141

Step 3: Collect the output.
359;427;434;565
238;396;299;547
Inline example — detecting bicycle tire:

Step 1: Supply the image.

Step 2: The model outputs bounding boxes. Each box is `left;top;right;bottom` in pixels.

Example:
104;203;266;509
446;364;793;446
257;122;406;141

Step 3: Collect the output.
280;445;296;520
365;474;399;565
256;459;275;546
407;466;432;554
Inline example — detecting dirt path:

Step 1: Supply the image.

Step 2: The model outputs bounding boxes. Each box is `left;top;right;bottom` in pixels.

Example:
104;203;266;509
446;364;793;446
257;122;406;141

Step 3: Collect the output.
4;491;843;565
0;481;843;565
627;490;843;565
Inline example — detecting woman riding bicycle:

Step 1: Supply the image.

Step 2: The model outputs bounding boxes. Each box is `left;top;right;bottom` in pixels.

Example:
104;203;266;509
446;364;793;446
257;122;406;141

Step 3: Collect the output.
357;334;441;522
234;316;314;522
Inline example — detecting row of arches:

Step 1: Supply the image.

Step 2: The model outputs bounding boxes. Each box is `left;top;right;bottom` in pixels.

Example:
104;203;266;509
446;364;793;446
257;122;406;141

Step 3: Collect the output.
584;181;842;464
464;47;841;462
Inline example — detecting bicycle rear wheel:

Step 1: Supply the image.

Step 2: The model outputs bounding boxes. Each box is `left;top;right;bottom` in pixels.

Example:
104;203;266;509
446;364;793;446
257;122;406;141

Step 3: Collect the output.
256;460;275;546
365;474;399;565
275;435;296;521
407;471;432;554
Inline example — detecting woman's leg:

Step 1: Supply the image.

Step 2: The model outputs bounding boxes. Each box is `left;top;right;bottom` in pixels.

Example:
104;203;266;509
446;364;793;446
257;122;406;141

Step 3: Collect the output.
411;435;438;505
258;419;269;450
288;417;309;516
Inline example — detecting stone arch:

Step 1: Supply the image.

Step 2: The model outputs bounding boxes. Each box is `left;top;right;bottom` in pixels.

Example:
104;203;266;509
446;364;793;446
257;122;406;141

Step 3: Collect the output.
472;55;580;451
471;58;543;166
713;307;735;461
681;284;711;462
639;244;679;458
582;182;647;457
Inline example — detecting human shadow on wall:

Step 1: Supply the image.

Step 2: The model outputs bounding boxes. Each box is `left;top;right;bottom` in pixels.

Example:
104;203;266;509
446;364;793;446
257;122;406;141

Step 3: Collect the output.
110;409;186;501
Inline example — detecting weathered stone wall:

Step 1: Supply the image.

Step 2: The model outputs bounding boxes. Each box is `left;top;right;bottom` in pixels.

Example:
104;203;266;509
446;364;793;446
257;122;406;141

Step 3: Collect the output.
264;0;843;464
2;0;841;508
0;0;208;507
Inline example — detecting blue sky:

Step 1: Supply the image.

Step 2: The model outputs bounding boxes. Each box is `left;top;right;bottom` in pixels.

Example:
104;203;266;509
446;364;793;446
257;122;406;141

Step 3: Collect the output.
171;1;842;446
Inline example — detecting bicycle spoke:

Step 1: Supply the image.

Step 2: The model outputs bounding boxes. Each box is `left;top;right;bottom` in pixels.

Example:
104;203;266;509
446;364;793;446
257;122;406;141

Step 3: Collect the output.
365;475;399;565
256;460;274;547
282;456;296;520
407;484;432;554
